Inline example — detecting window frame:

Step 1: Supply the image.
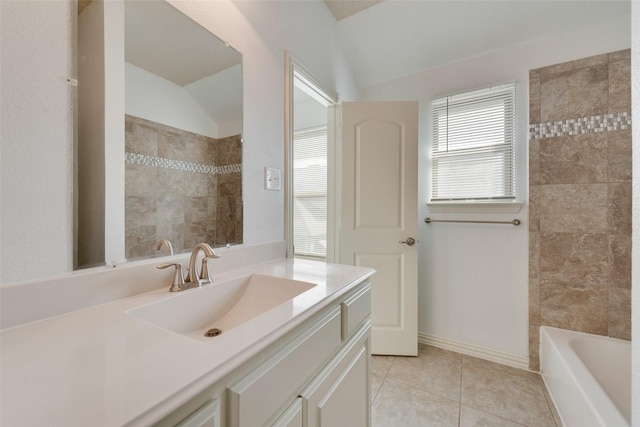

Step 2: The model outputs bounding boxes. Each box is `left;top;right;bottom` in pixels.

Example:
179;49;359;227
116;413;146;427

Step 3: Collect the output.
428;83;522;213
284;52;339;261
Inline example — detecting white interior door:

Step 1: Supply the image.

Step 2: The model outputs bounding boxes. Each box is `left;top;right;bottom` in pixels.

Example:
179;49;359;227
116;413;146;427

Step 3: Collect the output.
339;101;418;356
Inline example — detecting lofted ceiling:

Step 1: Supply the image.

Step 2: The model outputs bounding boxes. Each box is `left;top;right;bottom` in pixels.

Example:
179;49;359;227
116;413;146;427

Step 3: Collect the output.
324;0;384;20
325;0;631;88
125;0;241;87
125;0;631;93
124;1;243;125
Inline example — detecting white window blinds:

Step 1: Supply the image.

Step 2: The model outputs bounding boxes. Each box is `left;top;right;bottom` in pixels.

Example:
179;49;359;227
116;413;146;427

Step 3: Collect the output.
431;83;516;201
293;127;327;259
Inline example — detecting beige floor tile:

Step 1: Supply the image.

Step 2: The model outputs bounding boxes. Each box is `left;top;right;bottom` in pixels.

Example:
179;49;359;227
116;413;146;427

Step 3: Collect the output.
386;348;462;401
371;372;384;403
463;355;540;382
419;343;463;361
372;379;459;427
460;405;527;427
371;355;394;378
461;365;555;427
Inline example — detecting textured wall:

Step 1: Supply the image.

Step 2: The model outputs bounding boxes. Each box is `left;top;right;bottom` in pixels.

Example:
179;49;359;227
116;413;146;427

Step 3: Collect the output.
0;1;74;281
125;115;242;261
528;50;632;369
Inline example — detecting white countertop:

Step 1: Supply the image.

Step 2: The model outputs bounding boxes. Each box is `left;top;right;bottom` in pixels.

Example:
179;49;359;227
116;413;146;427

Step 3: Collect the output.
0;259;374;427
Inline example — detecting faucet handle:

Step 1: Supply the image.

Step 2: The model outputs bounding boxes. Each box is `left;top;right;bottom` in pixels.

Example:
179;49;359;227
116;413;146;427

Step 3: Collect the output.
199;251;220;285
156;263;185;292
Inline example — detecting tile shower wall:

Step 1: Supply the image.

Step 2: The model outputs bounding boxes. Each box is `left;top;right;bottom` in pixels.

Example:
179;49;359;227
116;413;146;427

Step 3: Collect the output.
528;50;631;370
125;115;242;261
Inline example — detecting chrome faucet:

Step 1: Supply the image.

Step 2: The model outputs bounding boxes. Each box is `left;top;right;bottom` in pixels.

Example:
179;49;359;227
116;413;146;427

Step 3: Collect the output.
156;239;174;256
156;242;220;292
185;242;220;288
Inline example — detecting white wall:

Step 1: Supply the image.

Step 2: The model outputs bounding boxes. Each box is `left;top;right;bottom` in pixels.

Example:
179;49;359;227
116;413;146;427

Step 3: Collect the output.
185;64;243;138
0;0;360;283
125;62;219;138
168;0;360;248
363;19;630;359
1;1;74;281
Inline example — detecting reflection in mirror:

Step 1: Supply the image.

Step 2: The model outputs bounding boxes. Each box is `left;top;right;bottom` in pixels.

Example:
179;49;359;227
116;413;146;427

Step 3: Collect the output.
75;0;243;269
285;55;338;263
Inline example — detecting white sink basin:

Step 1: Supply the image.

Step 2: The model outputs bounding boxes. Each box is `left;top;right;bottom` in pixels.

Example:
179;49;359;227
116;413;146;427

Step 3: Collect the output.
129;274;317;341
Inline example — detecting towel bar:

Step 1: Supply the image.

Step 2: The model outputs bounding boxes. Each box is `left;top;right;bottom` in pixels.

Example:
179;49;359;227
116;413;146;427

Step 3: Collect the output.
424;217;520;226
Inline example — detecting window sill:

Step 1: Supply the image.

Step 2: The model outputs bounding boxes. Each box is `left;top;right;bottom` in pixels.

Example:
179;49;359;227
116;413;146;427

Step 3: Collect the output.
427;201;523;214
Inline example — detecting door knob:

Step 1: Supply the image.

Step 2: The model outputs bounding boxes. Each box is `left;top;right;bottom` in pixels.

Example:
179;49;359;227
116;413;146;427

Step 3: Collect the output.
399;237;416;246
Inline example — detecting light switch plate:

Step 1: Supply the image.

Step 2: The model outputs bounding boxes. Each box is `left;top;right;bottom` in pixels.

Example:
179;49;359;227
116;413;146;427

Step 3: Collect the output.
265;167;281;191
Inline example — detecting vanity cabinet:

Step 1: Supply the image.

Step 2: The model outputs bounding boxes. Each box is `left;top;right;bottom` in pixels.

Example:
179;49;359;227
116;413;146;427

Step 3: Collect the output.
227;307;343;427
162;280;371;427
300;325;370;427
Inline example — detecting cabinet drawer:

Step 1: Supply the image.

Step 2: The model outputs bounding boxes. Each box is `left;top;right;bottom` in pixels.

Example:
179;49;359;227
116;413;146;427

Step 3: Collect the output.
228;308;341;427
176;400;220;427
341;283;371;340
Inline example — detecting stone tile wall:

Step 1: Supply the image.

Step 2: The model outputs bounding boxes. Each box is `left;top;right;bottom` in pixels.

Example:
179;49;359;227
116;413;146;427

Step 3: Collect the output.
125;115;242;261
528;50;631;370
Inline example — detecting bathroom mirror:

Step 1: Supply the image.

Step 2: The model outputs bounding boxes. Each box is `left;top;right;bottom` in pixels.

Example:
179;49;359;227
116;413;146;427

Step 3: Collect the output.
75;0;243;269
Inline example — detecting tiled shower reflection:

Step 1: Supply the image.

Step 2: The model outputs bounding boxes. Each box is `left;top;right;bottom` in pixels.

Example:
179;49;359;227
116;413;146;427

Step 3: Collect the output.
125;115;242;260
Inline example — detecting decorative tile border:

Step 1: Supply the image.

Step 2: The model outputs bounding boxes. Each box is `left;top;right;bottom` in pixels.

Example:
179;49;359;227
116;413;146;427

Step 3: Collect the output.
125;152;241;175
529;112;631;140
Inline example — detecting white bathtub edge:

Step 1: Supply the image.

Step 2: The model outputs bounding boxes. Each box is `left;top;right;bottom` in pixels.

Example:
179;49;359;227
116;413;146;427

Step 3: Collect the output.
540;326;630;427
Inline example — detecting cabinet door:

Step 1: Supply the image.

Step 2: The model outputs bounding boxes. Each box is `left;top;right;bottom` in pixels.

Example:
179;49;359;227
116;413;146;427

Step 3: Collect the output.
301;327;370;427
228;308;341;427
272;398;303;427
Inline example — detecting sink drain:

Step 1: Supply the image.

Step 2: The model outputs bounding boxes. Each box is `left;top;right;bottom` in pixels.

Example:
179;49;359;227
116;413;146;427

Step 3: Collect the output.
205;328;222;337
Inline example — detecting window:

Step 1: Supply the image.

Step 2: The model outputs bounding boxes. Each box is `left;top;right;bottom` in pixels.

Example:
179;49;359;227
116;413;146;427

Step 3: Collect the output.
431;83;516;202
293;126;327;258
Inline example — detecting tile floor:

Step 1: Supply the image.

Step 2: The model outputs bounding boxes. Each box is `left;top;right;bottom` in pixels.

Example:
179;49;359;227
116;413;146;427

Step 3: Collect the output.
371;344;562;427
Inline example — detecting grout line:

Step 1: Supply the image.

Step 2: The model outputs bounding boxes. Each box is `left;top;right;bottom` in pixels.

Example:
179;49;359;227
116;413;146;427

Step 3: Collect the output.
382;377;462;406
460;402;530;427
539;379;562;427
370;355;394;405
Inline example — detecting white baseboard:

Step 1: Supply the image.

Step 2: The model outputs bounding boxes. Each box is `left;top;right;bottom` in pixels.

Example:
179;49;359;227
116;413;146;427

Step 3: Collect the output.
418;332;530;371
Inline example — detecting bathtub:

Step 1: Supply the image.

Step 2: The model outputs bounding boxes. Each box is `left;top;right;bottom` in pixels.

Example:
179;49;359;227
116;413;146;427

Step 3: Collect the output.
540;326;631;427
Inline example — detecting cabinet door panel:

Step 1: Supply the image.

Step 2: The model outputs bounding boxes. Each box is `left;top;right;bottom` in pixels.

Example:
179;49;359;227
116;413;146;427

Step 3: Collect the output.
301;325;370;427
317;347;368;427
272;398;302;427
